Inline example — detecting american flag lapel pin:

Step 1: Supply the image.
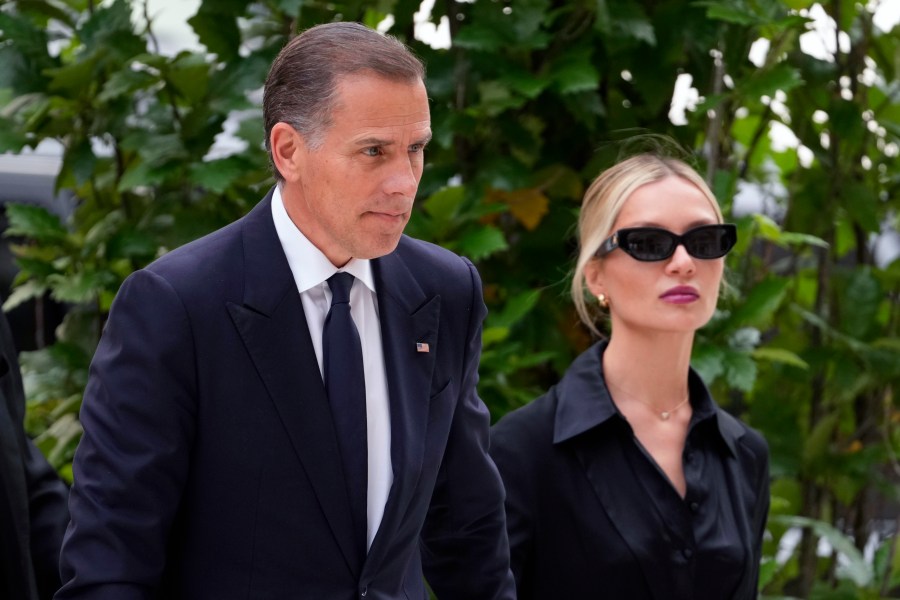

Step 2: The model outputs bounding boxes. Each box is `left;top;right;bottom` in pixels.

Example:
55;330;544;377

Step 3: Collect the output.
416;342;430;353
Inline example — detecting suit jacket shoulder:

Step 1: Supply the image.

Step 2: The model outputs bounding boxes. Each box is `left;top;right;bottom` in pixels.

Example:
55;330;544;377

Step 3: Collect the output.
391;235;479;298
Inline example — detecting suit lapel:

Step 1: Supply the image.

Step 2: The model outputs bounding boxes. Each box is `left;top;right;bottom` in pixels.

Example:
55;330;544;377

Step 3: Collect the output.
226;195;360;576
364;248;439;570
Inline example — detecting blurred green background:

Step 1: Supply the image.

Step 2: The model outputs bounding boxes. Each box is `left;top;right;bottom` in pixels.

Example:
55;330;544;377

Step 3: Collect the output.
0;0;897;597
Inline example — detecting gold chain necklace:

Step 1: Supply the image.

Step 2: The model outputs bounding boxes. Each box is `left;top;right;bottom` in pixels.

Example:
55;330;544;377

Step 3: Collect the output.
631;394;690;421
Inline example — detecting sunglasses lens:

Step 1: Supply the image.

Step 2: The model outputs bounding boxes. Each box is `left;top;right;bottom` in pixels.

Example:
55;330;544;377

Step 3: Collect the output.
622;230;676;261
685;226;735;258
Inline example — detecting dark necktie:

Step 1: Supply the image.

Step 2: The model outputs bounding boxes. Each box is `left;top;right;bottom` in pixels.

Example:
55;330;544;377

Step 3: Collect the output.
323;272;368;559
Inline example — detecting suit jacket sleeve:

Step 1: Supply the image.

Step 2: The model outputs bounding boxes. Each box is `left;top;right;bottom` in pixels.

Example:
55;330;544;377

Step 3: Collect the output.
57;270;197;599
24;435;69;600
419;258;516;600
0;313;68;600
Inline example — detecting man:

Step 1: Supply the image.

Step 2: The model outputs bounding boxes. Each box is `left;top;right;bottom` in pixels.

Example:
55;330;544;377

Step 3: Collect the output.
56;22;515;599
0;310;69;600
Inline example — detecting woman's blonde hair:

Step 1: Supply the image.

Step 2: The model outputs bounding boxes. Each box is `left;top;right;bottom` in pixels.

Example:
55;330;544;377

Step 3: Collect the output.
571;153;725;337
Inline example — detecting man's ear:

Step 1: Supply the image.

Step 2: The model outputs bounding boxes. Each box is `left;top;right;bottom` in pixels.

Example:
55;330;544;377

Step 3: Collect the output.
270;122;305;183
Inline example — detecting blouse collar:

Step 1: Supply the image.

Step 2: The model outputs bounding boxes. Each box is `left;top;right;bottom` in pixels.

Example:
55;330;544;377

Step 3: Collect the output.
552;340;740;457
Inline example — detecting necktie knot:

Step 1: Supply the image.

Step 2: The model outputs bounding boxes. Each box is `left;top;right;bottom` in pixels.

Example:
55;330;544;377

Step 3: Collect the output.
327;272;354;306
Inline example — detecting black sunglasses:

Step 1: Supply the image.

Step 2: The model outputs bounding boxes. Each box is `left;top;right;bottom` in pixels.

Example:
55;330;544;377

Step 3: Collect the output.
594;223;738;262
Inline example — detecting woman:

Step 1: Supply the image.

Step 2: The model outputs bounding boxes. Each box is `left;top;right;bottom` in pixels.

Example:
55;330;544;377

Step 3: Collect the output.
490;153;770;599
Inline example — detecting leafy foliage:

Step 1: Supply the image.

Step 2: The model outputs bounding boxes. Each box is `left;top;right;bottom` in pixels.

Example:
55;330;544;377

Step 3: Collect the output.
0;0;898;596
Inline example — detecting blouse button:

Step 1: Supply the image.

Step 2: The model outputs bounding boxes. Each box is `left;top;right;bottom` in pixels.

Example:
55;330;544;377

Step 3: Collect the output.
690;501;699;512
683;548;694;559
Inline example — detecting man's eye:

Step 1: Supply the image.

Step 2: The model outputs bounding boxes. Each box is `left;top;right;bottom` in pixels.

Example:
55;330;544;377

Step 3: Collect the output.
363;147;382;157
409;143;425;153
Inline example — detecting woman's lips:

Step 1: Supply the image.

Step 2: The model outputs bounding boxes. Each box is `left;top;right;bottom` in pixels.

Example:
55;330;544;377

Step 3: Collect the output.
660;285;699;304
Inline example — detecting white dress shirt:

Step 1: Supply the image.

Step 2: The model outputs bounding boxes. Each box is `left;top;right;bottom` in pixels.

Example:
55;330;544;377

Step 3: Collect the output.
271;186;392;551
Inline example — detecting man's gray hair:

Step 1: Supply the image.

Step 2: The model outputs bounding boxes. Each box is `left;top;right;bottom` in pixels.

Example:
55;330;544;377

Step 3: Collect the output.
263;22;426;179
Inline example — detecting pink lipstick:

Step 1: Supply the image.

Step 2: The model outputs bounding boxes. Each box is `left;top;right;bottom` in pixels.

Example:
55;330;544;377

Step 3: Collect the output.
660;285;699;304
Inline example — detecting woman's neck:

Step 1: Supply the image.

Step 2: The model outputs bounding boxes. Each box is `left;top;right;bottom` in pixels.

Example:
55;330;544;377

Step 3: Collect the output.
602;331;694;411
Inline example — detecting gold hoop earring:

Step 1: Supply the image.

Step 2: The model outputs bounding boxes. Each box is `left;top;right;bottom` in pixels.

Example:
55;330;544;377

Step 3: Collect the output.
597;293;609;309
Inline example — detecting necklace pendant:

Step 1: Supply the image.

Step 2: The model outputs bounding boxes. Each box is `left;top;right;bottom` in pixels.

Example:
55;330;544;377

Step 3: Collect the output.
660;411;670;420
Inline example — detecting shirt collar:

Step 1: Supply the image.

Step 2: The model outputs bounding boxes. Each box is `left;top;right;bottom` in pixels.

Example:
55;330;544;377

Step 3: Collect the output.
271;185;376;294
552;340;739;457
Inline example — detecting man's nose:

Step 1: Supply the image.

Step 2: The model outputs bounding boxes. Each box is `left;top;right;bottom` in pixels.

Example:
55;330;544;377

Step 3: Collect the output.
383;155;420;198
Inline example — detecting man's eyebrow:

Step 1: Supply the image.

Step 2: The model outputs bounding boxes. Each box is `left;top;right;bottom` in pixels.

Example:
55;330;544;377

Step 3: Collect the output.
353;132;433;147
355;137;393;147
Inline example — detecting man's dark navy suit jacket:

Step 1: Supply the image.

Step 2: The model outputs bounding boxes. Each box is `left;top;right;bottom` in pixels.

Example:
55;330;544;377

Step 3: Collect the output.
56;191;515;599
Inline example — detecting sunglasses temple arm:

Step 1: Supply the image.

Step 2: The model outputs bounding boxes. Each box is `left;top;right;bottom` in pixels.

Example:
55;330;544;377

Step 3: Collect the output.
595;233;619;258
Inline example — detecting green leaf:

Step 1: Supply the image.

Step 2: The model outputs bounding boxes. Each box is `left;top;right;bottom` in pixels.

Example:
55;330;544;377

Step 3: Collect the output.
78;0;144;59
550;47;600;95
117;161;155;191
45;56;97;94
841;181;879;233
582;1;605;32
235;115;265;151
106;230;157;261
453;24;508;52
482;326;510;348
167;52;211;104
64;139;97;187
739;64;804;99
777;231;830;248
275;0;304;14
758;557;778;589
830;99;866;144
0;12;56;93
616;18;656;46
751;347;809;369
98;68;157;102
769;515;873;586
4;204;67;242
490;290;541;329
499;68;549;100
121;132;187;167
13;256;60;279
802;413;838;470
477;80;527;116
840;267;881;339
691;343;726;384
188;9;241;61
48;270;115;303
15;0;78;29
2;280;47;311
792;305;867;353
730;277;790;327
753;214;828;249
82;209;125;249
47;341;93;372
455;226;508;261
189;156;251;194
723;350;757;392
694;1;762;25
35;412;83;469
422;186;465;223
0;117;28;152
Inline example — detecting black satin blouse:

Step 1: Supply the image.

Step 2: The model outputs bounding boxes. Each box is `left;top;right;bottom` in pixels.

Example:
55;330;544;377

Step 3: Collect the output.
490;341;770;600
